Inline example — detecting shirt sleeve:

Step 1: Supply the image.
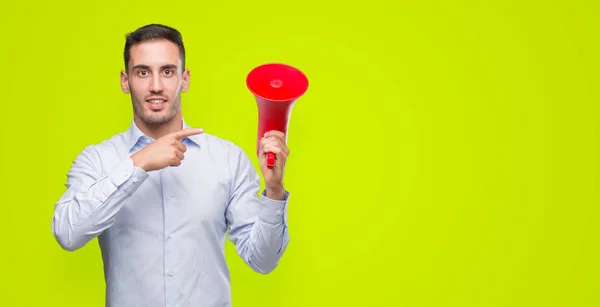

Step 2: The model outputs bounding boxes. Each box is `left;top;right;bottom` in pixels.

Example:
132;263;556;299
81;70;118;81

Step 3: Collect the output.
224;146;291;274
51;145;149;251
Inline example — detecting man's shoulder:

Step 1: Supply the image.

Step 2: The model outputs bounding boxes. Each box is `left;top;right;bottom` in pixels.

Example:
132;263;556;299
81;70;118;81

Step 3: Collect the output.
75;130;130;159
200;132;246;154
93;130;129;149
198;132;258;166
199;133;257;175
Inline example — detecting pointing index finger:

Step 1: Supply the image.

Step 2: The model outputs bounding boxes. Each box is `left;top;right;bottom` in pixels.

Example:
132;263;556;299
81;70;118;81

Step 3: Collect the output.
173;128;205;140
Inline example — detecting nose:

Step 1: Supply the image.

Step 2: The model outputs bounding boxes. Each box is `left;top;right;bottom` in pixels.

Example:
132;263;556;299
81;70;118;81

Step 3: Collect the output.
149;74;164;93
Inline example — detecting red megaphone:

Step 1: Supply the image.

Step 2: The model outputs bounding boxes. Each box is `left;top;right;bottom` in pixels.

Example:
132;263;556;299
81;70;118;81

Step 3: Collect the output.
246;63;309;168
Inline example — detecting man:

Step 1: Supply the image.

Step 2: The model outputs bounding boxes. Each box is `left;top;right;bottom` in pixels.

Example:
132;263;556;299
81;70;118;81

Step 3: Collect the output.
51;24;290;307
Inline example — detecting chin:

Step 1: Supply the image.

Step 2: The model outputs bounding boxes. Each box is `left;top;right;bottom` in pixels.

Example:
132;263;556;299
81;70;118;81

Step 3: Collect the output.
141;111;177;125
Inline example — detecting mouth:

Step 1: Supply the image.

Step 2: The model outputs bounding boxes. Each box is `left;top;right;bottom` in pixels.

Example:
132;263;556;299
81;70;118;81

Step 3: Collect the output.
145;98;167;110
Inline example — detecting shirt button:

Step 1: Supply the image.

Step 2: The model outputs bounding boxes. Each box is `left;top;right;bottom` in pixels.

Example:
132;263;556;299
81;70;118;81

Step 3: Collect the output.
276;210;282;215
132;177;138;183
168;233;174;238
169;271;174;276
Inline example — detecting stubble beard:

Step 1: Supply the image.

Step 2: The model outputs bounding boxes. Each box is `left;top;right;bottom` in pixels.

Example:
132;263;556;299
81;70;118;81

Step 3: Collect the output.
131;90;181;125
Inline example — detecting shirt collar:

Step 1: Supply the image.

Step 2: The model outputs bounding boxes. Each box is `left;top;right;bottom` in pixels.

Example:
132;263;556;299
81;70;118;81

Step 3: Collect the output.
127;118;202;151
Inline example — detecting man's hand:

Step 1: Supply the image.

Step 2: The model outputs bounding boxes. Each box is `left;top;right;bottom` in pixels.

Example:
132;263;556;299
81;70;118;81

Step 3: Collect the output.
258;130;289;200
130;128;204;172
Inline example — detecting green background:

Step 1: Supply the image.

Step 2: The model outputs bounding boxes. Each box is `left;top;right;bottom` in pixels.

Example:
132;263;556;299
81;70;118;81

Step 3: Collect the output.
1;0;598;306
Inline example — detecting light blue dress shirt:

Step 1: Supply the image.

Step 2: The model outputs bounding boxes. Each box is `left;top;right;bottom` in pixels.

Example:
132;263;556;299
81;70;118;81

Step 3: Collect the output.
51;118;290;307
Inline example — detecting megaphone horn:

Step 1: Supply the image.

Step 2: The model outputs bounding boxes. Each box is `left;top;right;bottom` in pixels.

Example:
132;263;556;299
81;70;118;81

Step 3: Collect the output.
246;63;309;168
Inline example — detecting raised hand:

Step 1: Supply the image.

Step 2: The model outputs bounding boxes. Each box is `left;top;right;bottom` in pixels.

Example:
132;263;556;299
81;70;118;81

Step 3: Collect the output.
258;130;290;200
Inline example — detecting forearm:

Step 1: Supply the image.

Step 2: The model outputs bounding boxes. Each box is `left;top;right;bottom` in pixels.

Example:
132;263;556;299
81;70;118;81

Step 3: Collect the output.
226;146;291;273
52;157;148;251
236;191;290;274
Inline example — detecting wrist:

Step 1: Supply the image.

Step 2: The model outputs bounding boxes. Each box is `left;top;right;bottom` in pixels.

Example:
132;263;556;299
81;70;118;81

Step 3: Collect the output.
266;186;285;200
130;154;149;172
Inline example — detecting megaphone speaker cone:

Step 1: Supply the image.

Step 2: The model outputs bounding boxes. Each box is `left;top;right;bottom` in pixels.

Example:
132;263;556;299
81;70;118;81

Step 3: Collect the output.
247;63;309;102
247;63;309;169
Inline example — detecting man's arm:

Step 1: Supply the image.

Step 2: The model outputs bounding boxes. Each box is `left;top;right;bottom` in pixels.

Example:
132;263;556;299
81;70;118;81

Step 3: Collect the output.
225;147;290;274
51;145;149;251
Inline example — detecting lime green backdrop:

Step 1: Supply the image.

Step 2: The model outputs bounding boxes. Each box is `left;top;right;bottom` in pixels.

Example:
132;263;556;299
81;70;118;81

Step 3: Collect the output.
1;0;598;306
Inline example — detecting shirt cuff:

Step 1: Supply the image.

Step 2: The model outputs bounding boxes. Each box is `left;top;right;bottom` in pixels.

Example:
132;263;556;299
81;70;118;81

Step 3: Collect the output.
107;157;149;195
258;190;289;225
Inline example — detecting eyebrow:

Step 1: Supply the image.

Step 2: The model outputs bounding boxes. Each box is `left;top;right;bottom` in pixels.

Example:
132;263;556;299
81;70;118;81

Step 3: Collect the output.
132;64;178;70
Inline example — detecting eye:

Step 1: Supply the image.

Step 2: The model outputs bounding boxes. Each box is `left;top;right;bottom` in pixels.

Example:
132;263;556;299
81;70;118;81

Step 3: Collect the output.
163;69;174;77
137;70;149;77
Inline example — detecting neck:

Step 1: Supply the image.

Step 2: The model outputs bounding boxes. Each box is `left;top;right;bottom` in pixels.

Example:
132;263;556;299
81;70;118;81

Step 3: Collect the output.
134;111;183;140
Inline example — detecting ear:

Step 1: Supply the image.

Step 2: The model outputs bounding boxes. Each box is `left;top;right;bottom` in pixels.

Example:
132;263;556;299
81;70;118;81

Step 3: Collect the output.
120;70;130;94
181;69;190;92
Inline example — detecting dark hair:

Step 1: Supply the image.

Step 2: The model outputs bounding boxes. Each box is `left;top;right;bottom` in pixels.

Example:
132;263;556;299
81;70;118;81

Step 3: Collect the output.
123;24;186;72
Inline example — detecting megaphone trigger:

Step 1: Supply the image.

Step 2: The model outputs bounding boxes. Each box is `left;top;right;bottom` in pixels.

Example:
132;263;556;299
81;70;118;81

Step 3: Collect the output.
266;152;276;168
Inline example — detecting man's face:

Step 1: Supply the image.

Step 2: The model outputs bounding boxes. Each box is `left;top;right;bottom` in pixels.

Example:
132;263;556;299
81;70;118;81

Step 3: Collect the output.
120;39;190;125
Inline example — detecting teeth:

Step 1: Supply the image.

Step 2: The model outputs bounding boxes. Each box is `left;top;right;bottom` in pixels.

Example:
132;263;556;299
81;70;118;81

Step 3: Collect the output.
149;100;165;104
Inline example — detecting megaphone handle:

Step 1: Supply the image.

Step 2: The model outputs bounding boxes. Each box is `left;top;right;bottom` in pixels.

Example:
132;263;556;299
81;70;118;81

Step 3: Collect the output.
266;152;276;169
